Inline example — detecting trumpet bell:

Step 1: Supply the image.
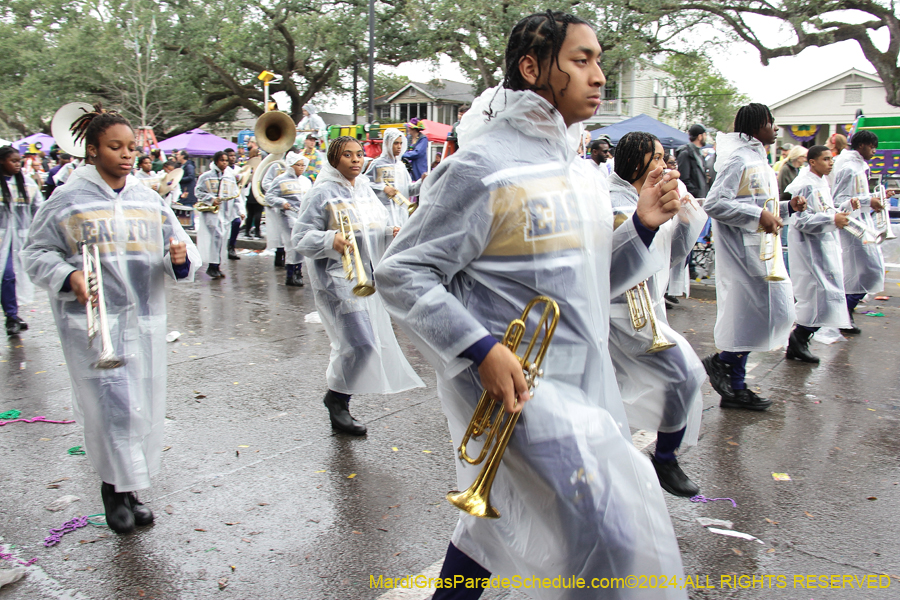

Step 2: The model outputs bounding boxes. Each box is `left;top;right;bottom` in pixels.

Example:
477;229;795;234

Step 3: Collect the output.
94;356;126;370
51;102;94;158
446;488;501;519
353;282;376;297
254;111;296;154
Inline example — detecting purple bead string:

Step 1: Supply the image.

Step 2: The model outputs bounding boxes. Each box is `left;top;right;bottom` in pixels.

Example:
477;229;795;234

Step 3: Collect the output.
43;515;91;547
0;551;38;566
0;415;76;427
690;494;737;508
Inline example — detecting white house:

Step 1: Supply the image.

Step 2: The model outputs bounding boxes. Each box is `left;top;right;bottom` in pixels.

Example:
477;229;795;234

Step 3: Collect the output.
770;68;899;147
585;59;675;129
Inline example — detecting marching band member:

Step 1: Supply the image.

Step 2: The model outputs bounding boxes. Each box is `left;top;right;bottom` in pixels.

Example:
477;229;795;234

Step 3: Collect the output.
22;105;200;534
376;12;686;598
158;161;181;206
363;127;423;227
702;104;805;411
832;130;888;334
261;154;289;268
292;136;423;436
1;145;43;335
297;104;327;142
265;152;310;286
195;151;239;278
134;155;161;190
783;146;852;363
607;132;708;497
224;148;245;261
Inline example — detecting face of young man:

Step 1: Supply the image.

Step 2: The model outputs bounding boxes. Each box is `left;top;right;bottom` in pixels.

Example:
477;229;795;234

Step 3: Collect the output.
755;121;778;146
858;143;877;161
226;152;236;167
304;138;316;150
524;23;606;127
215;155;228;171
808;150;834;177
392;139;403;157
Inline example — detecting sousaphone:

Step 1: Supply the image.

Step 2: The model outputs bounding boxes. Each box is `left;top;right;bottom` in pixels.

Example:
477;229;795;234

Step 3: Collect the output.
250;111;296;206
51;102;94;158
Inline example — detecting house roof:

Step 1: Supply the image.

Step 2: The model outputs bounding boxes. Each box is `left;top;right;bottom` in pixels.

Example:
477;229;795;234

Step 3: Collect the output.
770;68;882;110
383;80;475;104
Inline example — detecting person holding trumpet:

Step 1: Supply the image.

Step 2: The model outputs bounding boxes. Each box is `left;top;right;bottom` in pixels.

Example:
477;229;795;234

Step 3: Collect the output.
702;104;806;411
832;130;893;334
265;151;310;287
377;12;687;597
22;104;200;534
195;150;240;278
291;136;423;436
607;131;709;497
363;127;424;226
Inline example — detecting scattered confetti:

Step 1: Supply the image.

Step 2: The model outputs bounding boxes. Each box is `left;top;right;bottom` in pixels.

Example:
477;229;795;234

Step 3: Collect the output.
347;473;356;479
772;473;791;481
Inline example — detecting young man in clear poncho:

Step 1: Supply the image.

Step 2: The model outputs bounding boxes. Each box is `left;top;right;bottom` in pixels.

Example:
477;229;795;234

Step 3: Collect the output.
832;130;892;335
291;136;424;436
606;132;709;499
22;106;200;534
363;127;425;227
701;104;805;412
375;12;688;599
782;145;853;363
265;151;311;286
195;151;241;279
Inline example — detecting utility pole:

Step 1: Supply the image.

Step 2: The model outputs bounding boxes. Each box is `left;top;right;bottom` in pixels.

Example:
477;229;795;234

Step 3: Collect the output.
367;0;375;124
352;60;359;125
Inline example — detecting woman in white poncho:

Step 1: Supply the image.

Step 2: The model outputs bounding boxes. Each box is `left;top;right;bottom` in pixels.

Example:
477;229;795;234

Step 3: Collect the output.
195;151;240;279
291;136;423;436
606;132;708;499
265;151;310;286
376;12;687;599
363;127;424;226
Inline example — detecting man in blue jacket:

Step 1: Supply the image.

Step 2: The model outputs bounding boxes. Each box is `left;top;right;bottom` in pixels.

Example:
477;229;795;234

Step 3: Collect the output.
402;119;429;181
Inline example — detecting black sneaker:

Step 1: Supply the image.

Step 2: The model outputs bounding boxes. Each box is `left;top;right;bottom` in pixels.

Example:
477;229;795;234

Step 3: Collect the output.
702;354;734;400
650;456;700;497
721;388;772;411
101;482;135;534
5;316;27;336
323;391;367;435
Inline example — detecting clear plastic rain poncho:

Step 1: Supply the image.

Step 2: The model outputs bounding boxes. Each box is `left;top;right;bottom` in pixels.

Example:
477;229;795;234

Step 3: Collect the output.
265;157;311;265
375;87;686;598
290;160;424;395
261;159;288;251
705;132;795;352
298;104;327;140
1;173;43;304
363;128;423;227
607;173;707;444
134;168;162;192
195;163;240;264
785;168;851;328
22;166;201;491
832;149;884;294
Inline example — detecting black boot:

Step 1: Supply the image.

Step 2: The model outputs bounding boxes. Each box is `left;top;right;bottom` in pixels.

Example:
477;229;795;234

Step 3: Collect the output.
702;354;734;401
651;456;700;497
286;264;304;287
5;315;27;336
786;328;820;364
664;294;679;304
128;492;154;526
721;388;772;411
840;315;861;335
323;391;367;435
253;228;262;238
274;248;286;268
101;482;135;534
227;246;241;260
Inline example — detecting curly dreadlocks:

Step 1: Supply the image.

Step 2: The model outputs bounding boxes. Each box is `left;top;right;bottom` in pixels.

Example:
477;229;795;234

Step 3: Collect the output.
69;103;132;156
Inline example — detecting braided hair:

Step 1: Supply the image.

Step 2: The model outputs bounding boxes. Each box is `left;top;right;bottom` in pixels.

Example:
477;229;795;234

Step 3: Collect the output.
0;146;29;206
326;136;362;168
733;103;773;138
69;103;132;157
613;132;660;184
850;129;878;150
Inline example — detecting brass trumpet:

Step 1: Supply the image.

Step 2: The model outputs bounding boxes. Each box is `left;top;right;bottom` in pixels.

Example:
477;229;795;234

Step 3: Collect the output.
336;208;376;297
626;281;676;354
195;178;240;213
871;185;896;242
389;191;418;216
758;198;788;281
81;242;125;369
447;296;560;519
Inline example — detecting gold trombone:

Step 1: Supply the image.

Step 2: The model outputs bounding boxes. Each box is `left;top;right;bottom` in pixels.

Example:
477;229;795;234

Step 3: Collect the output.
336;208;376;297
388;191;418;216
758;198;788;281
447;296;560;519
81;242;125;370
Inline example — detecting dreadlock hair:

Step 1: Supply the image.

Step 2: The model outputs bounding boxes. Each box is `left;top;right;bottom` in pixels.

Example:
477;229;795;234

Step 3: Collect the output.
850;130;878;150
502;11;592;106
806;145;830;163
0;146;29;206
613;132;660;184
733;103;773;138
69;103;132;157
326;136;362;168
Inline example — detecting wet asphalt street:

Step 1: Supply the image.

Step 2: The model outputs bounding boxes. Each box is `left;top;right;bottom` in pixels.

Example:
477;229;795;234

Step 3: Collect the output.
1;250;898;600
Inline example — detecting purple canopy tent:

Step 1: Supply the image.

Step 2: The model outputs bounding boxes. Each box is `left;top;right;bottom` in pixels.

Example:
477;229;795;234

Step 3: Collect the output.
157;129;232;156
12;133;56;153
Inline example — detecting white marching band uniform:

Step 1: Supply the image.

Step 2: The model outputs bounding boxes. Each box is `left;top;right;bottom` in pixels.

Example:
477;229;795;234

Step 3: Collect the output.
22;166;200;491
297;104;328;141
195;163;240;264
262;159;288;252
607;173;708;445
291;161;423;395
134;168;162;192
363;128;422;227
376;87;686;598
1;174;43;304
704;133;795;352
832;149;884;295
785;168;851;328
265;157;311;265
